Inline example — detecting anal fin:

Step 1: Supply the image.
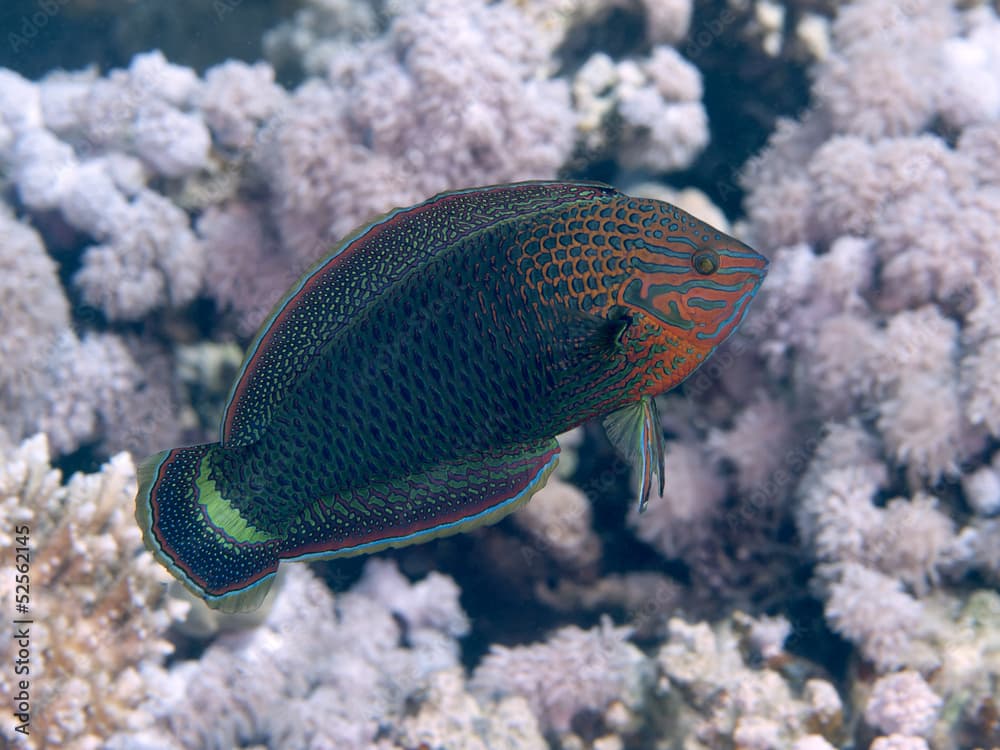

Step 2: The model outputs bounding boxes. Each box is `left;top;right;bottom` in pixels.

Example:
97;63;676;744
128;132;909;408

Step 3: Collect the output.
280;438;561;562
603;397;665;513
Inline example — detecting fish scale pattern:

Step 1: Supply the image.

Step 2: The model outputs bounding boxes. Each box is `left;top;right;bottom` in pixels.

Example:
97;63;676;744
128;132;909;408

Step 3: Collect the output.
222;181;618;448
142;438;560;600
136;181;768;610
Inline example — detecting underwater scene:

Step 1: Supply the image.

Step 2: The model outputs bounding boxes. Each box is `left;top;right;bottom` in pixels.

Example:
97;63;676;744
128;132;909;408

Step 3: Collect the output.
1;0;999;748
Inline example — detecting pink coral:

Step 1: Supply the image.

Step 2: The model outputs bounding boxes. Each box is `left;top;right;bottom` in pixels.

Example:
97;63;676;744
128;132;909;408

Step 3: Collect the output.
627;440;726;560
197;201;296;335
804;313;880;418
155;563;473;750
707;393;795;497
470;617;649;734
962;336;1000;437
958;121;1000;184
197;60;287;150
74;189;205;320
512;476;602;570
261;0;575;262
813;0;955;138
864;670;941;737
876;375;966;483
869;736;929;750
824;564;923;671
0;207;183;456
874;495;955;596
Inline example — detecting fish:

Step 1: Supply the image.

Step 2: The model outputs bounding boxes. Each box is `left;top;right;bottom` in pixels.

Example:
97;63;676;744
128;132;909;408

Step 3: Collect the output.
135;181;768;612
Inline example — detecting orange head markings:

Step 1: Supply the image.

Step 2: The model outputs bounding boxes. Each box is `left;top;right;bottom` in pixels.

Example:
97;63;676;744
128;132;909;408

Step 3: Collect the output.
612;199;768;376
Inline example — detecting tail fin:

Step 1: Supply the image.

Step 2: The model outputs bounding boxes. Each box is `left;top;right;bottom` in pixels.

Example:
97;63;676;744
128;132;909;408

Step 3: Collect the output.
135;443;282;612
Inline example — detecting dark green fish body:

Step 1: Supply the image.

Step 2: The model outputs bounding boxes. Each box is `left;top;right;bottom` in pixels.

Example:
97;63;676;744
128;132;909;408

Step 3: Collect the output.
137;182;768;611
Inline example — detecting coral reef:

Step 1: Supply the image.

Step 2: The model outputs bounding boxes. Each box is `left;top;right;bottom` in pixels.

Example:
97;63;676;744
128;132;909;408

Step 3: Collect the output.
654;614;844;750
260;0;578;260
0;205;184;457
740;0;1000;635
0;435;188;749
146;561;548;750
2;0;1000;748
512;476;603;572
864;670;942;739
572;44;708;173
471;616;651;740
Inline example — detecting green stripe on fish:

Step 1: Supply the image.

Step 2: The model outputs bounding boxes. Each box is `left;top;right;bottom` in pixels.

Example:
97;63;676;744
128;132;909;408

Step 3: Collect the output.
136;181;768;611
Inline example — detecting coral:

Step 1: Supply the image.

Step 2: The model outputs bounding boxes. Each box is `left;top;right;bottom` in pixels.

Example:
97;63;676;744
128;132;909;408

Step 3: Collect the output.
0;434;188;749
654;616;844;750
707;393;796;498
613;45;708;172
512;475;602;570
173;341;245;437
394;668;547;750
352;557;470;638
938;7;1000;128
264;0;389;76
824;564;923;672
40;50;204;166
793;737;837;750
961;333;1000;439
626;440;726;560
0;206;73;443
915;590;1000;745
960;463;1000;517
869;737;930;750
3;1;1000;748
958;120;1000;185
150;561;471;750
511;0;693;49
0;207;183;456
470;616;651;737
72;189;204;320
572;44;708;172
864;670;941;738
2;54;210;322
795;421;957;595
873;495;955;594
812;0;955;139
736;611;792;663
727;4;1000;713
535;571;684;639
261;0;577;260
640;0;693;45
196;61;288;151
953;518;1000;584
196;201;296;335
131;100;210;178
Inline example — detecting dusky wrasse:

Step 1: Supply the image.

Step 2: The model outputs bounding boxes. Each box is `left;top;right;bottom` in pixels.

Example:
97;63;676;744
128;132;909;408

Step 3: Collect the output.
136;181;768;611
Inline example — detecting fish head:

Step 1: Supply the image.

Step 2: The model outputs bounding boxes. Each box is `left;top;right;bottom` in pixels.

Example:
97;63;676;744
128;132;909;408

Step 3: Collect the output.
616;203;769;368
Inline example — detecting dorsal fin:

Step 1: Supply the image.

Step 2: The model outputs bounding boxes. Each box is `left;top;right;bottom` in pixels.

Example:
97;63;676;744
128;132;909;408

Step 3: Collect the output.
222;181;620;448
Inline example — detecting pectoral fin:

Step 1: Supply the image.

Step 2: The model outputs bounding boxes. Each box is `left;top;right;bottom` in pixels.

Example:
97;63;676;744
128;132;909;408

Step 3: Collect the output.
603;397;665;513
544;306;632;367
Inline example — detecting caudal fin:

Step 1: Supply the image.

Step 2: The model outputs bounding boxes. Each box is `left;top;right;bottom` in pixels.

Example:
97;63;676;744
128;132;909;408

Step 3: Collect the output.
135;443;281;612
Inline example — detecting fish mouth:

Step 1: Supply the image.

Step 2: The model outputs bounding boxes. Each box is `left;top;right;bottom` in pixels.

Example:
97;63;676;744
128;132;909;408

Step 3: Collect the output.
754;249;770;277
724;244;769;292
730;244;769;276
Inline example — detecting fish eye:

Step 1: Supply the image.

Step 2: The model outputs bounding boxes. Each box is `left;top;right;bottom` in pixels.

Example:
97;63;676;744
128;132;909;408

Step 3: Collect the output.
692;248;720;275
